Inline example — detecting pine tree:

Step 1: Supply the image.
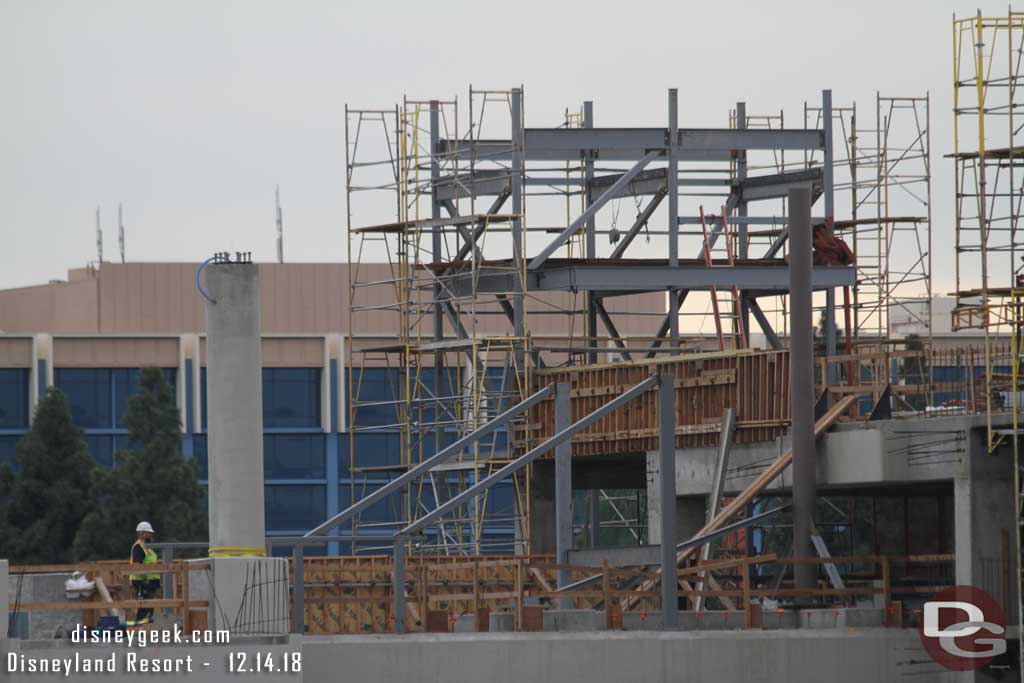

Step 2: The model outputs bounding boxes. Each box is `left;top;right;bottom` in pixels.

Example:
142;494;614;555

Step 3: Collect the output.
0;388;96;564
74;367;207;560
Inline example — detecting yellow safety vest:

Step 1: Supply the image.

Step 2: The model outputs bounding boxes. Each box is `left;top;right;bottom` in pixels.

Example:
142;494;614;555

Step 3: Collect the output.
130;540;159;581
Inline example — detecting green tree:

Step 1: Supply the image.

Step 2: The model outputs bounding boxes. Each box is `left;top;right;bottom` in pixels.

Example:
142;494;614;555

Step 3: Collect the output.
74;367;207;560
0;388;96;564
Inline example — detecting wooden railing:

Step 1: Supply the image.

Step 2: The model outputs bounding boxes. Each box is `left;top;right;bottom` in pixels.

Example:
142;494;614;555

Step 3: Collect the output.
8;560;210;632
290;552;954;634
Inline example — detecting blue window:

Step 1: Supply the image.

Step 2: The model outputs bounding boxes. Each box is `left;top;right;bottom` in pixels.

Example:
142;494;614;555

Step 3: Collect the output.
351;368;399;427
263;368;320;428
55;368;175;429
269;544;326;558
483;483;516;517
343;432;402;472
84;434;114;468
265;485;326;531
0;435;21;470
264;433;325;479
200;367;208;432
338;482;406;524
194;434;208;479
56;369;111;429
0;369;29;429
202;368;321;430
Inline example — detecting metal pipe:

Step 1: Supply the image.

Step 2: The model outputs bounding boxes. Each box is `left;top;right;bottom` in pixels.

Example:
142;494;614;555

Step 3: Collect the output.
789;186;817;590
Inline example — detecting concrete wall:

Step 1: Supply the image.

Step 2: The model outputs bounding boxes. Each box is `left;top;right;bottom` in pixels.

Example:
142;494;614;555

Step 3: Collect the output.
302;630;959;683
0;629;964;683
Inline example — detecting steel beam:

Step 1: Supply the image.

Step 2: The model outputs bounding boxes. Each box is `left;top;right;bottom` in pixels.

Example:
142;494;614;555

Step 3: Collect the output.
304;385;555;537
668;89;680;348
392;537;406;633
747;298;783;350
555;505;791;591
292;543;304;634
554;382;572;607
529;150;662;270
401;375;658;536
738;168;822;203
593;298;633;361
585;101;598;364
789;186;816;591
694;408;736;612
530;263;855;292
510;89;525;371
658;372;678;628
445;262;854;296
437;128;825;162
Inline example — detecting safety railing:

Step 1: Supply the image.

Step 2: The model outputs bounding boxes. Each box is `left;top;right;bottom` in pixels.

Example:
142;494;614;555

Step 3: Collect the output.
7;560;210;635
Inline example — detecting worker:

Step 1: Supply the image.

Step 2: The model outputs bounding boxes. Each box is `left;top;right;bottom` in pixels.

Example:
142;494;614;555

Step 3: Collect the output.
129;521;160;624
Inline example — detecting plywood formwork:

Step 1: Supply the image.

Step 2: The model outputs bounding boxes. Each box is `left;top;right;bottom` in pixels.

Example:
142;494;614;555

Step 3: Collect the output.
523;349;790;456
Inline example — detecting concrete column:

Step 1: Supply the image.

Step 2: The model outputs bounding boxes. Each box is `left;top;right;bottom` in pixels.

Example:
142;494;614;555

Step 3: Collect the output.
204;263;266;553
788;187;816;590
954;430;1018;625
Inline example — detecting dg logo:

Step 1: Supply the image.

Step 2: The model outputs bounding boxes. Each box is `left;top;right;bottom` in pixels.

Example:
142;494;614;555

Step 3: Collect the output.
919;585;1007;671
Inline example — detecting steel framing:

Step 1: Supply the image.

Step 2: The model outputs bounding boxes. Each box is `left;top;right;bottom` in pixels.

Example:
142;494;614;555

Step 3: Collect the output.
341;85;853;559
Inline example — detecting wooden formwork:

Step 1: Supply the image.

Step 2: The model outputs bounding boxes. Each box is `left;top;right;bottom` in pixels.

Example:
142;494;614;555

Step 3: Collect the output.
288;552;956;635
523;349;790;456
295;555;562;634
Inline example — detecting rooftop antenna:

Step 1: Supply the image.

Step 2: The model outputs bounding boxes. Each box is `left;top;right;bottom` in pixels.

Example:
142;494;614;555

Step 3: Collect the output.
275;185;284;263
95;206;103;264
118;203;125;263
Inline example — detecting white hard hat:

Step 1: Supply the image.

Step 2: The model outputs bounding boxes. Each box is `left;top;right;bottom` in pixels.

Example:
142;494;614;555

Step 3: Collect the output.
136;521;154;534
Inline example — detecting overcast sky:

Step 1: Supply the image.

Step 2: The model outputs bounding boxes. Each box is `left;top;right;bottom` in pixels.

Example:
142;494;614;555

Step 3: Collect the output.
0;1;978;293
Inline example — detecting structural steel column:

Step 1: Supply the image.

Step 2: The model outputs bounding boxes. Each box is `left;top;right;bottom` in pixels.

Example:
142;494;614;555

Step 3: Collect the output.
587;490;600;548
204;263;266;554
393;537;406;634
788;187;817;590
430;101;444;458
736;102;751;340
554;382;572;606
292;543;305;634
584;101;598;364
822;90;838;389
510;89;525;370
658;372;678;628
667;89;680;347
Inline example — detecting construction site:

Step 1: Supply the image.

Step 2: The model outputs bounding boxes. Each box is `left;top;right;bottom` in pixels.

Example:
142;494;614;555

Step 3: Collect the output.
3;6;1024;683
